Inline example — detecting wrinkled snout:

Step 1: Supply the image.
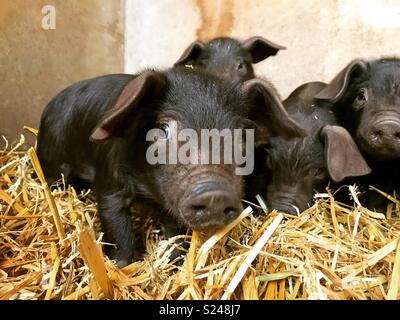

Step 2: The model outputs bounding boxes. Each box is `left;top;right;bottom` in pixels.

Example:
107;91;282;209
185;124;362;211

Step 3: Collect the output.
364;116;400;159
180;179;243;229
267;188;310;216
370;117;400;142
270;198;303;216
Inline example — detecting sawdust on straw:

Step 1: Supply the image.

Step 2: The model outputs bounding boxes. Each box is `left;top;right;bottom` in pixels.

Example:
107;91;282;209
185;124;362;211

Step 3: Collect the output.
1;132;400;300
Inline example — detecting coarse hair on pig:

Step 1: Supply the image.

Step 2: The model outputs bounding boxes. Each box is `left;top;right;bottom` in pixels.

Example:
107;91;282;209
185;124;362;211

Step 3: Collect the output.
37;67;306;266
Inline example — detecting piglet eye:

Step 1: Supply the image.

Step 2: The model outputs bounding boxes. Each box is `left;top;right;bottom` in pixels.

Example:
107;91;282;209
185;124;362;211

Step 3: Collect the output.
238;61;248;74
198;58;207;67
265;156;272;169
158;122;171;139
237;62;248;77
354;88;368;105
314;167;325;179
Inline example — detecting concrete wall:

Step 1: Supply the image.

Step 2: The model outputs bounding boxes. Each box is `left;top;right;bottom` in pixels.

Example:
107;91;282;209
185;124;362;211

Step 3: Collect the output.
0;0;124;145
125;0;400;98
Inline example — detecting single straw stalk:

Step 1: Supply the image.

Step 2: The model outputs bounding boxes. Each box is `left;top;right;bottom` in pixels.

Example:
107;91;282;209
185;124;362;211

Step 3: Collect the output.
221;213;283;300
27;147;65;241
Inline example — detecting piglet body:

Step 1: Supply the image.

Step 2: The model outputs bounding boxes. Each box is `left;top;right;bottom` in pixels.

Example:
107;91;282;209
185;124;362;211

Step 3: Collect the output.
265;82;371;214
37;67;305;266
315;58;400;211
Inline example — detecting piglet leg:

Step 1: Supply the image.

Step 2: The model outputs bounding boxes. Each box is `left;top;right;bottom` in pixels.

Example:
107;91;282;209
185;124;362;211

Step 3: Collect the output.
160;215;190;263
96;188;136;268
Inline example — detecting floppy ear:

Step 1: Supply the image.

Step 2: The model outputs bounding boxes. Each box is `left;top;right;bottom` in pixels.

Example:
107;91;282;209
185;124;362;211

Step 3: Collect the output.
320;125;371;182
174;41;205;66
242;79;307;145
314;60;368;103
242;36;286;63
284;81;327;110
90;71;167;141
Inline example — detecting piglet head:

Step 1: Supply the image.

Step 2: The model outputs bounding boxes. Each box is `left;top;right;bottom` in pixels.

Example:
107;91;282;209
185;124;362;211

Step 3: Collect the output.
174;36;285;83
265;124;371;215
315;59;400;161
90;69;305;229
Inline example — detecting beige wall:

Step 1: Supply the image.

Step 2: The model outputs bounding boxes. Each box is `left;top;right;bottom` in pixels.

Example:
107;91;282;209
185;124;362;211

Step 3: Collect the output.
125;0;400;98
0;0;124;145
2;0;400;144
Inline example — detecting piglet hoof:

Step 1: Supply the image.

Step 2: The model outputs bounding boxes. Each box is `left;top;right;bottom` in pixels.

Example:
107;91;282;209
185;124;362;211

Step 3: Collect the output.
167;240;190;266
106;246;136;269
115;258;131;268
113;251;138;268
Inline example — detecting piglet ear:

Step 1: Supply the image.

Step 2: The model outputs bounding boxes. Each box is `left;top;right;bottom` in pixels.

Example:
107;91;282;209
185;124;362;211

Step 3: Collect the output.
174;41;205;66
314;60;368;103
242;79;307;145
320;125;371;182
90;71;167;141
242;36;286;63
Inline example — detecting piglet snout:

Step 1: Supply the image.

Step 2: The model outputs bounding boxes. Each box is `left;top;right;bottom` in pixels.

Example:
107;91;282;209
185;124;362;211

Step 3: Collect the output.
269;194;303;216
271;202;300;216
181;179;242;229
370;118;400;142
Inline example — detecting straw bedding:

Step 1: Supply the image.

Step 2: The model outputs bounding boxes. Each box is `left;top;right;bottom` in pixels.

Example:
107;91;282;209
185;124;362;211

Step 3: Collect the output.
1;132;400;300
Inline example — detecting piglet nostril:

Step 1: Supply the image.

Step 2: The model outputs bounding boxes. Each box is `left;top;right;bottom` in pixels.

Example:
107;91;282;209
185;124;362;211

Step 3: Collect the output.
192;205;206;211
192;205;207;217
373;129;383;137
224;207;237;216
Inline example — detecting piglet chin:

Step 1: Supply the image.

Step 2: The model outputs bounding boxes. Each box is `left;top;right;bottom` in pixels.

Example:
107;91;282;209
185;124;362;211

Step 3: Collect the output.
372;146;400;160
175;210;241;231
358;134;400;161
